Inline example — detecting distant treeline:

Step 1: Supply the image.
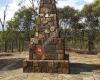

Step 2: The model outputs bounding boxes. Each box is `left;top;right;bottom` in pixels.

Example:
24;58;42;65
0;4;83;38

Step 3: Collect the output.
0;0;100;53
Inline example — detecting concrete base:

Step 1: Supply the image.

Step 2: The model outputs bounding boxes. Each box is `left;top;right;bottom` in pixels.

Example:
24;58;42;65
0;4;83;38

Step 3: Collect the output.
23;60;69;74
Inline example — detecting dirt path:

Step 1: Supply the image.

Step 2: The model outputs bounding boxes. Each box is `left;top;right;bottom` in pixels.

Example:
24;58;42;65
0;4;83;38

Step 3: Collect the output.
0;52;100;80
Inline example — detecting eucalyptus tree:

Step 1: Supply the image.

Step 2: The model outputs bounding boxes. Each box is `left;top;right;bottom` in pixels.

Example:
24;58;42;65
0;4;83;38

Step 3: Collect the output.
58;6;82;48
7;6;37;51
0;5;8;52
81;0;100;53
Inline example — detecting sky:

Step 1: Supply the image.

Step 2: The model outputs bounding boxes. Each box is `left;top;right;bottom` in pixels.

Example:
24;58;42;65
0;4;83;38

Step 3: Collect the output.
0;0;94;30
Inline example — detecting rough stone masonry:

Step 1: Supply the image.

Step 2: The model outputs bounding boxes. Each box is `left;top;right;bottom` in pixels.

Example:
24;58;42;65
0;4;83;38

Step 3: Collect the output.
23;0;70;74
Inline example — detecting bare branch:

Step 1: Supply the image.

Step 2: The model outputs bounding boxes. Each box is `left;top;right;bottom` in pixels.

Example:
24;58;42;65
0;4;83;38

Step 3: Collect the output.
0;18;3;26
0;5;8;31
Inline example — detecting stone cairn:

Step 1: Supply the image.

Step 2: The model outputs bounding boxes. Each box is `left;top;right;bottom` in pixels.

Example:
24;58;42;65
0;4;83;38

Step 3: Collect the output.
23;0;70;74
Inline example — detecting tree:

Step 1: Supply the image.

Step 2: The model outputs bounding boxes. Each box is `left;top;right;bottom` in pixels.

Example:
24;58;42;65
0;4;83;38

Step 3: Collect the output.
0;5;8;52
81;0;100;53
58;6;82;48
6;6;37;52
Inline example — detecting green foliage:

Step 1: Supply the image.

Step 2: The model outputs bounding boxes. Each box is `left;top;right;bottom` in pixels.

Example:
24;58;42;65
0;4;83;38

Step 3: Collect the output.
0;1;100;53
7;7;36;41
58;2;100;53
81;0;100;16
0;6;37;52
58;6;78;19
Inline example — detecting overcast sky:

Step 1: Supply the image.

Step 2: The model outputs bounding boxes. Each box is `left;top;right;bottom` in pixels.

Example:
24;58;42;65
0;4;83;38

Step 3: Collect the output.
0;0;93;30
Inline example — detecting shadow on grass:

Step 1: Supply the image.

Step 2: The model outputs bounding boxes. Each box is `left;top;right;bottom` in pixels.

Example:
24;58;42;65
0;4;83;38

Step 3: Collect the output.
0;58;24;71
0;58;100;74
70;63;100;74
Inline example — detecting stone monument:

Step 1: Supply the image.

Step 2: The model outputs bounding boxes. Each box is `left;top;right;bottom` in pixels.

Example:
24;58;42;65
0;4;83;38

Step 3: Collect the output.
23;0;69;74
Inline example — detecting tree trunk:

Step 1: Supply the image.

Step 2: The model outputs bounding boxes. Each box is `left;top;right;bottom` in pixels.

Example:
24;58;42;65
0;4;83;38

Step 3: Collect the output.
18;40;21;52
22;40;24;51
4;41;7;52
88;40;94;53
80;30;84;49
11;41;14;52
88;31;95;54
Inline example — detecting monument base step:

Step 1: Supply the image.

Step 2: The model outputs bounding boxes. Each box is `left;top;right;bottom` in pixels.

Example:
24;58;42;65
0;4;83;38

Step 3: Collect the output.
23;60;70;74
